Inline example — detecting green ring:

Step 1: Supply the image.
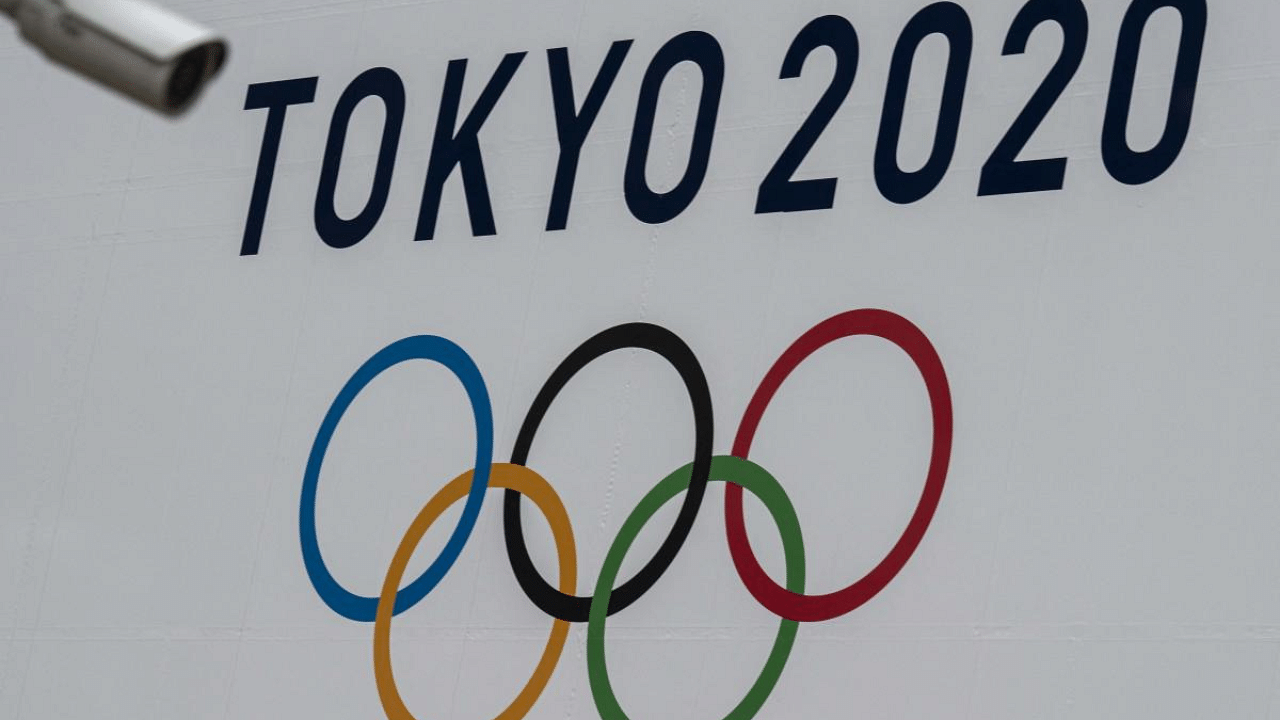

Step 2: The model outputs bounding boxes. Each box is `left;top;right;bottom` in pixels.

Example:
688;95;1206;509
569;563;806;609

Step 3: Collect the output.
587;455;806;720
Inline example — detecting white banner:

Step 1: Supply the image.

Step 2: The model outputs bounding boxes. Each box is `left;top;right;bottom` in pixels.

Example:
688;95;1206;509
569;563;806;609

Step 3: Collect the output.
2;0;1278;718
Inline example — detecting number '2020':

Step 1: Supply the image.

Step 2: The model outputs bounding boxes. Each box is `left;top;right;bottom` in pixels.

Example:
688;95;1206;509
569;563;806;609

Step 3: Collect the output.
760;0;1207;212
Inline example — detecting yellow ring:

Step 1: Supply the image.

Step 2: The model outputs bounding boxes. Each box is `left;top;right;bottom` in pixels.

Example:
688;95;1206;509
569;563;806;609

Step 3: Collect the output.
374;464;577;720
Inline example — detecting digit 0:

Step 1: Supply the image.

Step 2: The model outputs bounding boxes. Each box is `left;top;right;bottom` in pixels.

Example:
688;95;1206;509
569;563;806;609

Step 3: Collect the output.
875;2;974;205
1102;0;1208;185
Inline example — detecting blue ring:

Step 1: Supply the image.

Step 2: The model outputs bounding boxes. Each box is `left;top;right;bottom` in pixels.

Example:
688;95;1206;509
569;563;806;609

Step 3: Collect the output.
299;335;493;622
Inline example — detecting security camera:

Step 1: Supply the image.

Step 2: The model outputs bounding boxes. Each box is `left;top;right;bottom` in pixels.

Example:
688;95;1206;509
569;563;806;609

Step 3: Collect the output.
1;0;227;115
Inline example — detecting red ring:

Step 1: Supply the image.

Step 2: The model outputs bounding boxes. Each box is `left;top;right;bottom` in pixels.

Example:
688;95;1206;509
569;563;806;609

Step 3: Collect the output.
725;309;953;622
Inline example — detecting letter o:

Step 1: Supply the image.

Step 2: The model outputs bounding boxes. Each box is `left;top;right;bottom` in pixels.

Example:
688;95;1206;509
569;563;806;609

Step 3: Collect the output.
315;67;406;249
624;32;725;225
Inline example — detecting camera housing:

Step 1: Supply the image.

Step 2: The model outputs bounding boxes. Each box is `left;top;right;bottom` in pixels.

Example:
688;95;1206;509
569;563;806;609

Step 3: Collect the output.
3;0;227;115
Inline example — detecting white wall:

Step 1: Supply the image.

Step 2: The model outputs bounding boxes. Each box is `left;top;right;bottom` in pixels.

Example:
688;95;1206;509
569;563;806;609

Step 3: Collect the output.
2;0;1279;718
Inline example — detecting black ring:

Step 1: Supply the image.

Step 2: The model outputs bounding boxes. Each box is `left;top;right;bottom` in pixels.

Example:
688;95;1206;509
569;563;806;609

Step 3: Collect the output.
504;323;714;622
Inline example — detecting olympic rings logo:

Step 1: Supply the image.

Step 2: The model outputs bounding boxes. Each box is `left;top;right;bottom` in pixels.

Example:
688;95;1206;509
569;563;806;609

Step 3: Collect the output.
299;308;953;720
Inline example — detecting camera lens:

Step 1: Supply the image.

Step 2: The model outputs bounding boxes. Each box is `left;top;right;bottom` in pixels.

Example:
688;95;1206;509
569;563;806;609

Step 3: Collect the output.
166;46;208;110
